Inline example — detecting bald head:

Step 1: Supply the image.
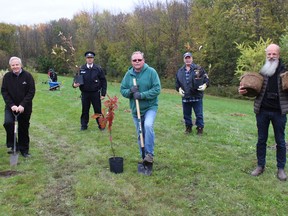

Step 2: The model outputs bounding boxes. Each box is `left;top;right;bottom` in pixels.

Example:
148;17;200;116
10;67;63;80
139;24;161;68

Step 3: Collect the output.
260;43;280;77
265;44;280;59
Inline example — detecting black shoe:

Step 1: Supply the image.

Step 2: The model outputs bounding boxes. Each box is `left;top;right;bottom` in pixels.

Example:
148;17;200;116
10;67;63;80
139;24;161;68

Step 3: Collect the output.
7;148;18;154
7;148;13;154
80;126;87;131
21;152;31;158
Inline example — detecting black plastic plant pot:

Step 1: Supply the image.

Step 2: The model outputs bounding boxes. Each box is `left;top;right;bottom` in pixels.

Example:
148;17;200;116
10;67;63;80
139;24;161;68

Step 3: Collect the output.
109;157;124;174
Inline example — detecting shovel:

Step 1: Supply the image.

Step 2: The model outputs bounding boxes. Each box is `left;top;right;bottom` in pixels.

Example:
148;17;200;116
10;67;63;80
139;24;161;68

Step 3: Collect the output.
133;78;153;176
10;112;19;166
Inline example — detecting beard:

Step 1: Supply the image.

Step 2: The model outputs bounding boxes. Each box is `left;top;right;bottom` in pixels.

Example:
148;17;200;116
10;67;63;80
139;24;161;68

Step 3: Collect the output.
260;58;279;77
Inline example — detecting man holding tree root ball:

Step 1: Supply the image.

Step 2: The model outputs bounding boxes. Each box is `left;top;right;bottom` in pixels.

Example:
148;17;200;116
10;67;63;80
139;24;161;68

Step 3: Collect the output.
239;43;288;181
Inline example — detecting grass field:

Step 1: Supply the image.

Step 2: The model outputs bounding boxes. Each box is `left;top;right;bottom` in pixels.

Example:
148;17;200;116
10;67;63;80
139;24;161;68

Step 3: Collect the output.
0;74;287;216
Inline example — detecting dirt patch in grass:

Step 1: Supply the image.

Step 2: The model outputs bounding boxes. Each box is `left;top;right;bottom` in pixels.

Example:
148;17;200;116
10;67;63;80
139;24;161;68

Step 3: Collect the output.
230;113;247;116
32;124;83;215
0;170;20;177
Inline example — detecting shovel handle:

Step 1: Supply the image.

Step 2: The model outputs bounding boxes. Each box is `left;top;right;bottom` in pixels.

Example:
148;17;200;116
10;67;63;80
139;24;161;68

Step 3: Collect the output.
13;112;19;133
13;112;19;155
13;111;20;118
133;78;145;152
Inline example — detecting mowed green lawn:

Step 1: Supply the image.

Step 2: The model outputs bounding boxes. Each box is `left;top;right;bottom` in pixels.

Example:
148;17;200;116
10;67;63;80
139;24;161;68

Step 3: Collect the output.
0;74;287;215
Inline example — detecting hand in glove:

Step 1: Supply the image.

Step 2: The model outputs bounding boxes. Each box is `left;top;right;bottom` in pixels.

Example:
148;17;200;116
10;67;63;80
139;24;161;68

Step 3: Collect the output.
130;85;138;93
133;92;141;100
197;83;207;91
178;87;185;97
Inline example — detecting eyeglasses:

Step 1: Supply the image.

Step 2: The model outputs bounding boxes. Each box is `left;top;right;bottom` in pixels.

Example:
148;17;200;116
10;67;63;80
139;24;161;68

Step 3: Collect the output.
132;59;143;62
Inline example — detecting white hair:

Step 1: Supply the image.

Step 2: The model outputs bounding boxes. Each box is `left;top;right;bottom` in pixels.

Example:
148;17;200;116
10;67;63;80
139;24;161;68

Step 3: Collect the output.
260;58;279;77
131;51;144;60
9;56;22;65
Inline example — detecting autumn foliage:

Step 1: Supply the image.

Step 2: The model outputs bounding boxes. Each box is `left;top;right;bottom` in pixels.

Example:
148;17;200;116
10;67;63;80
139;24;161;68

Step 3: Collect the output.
92;95;119;132
92;95;119;157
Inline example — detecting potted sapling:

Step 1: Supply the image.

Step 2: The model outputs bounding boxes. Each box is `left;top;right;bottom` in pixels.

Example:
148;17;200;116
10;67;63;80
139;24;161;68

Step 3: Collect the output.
92;95;123;174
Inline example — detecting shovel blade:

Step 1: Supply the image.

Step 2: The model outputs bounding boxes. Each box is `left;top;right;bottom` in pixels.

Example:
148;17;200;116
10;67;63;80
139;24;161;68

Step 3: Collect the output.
138;162;153;176
10;153;19;166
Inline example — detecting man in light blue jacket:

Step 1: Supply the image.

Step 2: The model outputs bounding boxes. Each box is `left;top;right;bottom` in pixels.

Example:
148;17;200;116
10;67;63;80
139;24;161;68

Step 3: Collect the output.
120;51;161;164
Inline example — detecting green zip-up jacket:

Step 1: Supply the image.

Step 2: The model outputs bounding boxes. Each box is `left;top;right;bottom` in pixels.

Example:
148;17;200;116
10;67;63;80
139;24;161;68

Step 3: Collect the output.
120;63;161;116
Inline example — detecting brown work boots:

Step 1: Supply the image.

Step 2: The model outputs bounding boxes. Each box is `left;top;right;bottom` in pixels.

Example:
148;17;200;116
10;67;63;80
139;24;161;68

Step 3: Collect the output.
185;126;204;135
277;168;287;181
143;154;154;163
251;166;265;176
196;127;203;135
185;126;192;134
251;166;287;181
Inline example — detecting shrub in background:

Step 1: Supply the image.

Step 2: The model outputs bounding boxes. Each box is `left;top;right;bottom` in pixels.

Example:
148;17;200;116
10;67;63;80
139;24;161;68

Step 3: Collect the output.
0;69;7;87
279;29;288;68
234;37;272;79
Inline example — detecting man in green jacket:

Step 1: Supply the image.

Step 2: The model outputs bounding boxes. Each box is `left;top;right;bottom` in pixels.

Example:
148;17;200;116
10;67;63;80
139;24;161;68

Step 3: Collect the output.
120;51;161;164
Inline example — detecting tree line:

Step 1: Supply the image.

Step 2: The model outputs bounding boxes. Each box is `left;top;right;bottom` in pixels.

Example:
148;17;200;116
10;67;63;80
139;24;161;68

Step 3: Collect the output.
0;0;288;87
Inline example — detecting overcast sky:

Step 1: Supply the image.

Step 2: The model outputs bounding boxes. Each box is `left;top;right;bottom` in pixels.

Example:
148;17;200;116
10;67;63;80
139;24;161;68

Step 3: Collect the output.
0;0;168;25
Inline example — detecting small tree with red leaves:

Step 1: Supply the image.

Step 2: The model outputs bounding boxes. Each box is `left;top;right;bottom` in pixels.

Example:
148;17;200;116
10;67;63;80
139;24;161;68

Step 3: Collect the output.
92;95;119;157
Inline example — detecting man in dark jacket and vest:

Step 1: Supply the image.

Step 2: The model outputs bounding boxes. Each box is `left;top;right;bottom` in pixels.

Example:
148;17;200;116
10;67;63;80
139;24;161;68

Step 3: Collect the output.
239;43;288;181
73;51;107;131
175;52;209;135
1;56;35;157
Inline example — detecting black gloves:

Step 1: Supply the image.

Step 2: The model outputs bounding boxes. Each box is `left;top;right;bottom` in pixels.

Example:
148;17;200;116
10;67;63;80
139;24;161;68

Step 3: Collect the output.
130;85;138;93
131;85;141;99
133;92;141;100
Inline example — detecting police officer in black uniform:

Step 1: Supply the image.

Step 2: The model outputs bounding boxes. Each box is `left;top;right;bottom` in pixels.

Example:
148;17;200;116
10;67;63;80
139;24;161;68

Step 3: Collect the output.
73;51;107;131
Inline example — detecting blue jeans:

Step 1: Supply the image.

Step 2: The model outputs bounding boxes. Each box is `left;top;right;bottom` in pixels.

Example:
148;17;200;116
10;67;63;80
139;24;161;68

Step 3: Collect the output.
182;99;204;128
133;109;157;157
256;110;287;169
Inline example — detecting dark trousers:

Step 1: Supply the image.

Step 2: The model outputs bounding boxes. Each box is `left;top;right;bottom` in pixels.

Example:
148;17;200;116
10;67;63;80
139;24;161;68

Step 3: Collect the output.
182;99;204;128
81;91;101;128
256;110;287;169
3;108;31;154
